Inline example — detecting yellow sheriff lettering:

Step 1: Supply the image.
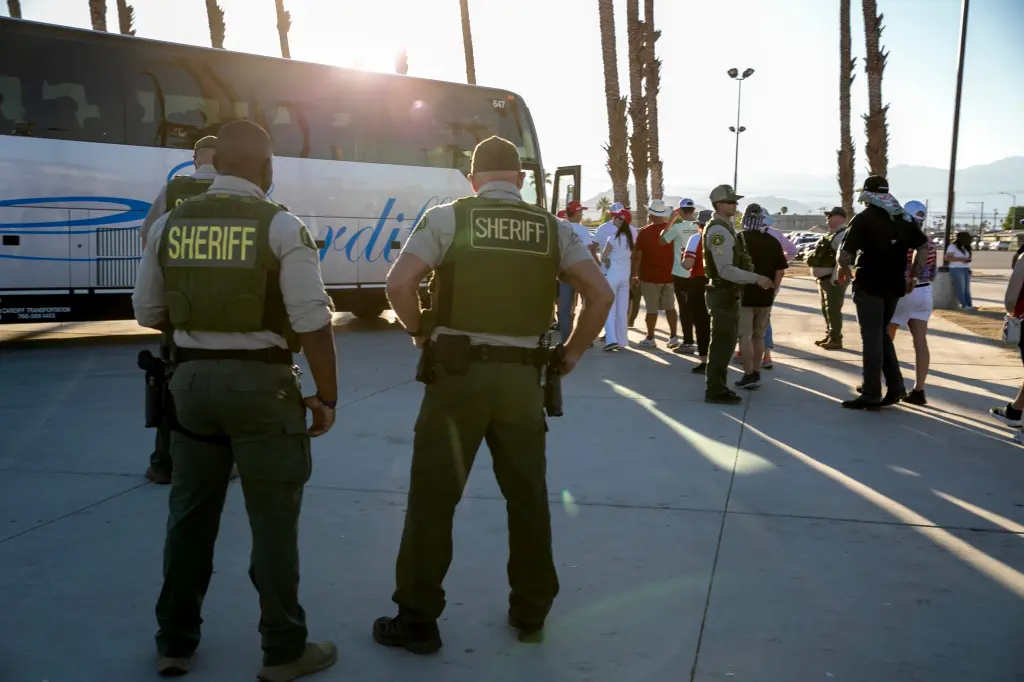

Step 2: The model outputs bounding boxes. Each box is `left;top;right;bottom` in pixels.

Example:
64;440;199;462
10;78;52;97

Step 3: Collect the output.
194;225;208;260
241;226;256;261
179;224;195;259
167;225;181;259
228;225;242;260
208;225;223;260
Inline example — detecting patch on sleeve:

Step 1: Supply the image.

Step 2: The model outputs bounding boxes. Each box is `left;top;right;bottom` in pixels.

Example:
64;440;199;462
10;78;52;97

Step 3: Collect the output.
710;234;726;247
299;224;318;250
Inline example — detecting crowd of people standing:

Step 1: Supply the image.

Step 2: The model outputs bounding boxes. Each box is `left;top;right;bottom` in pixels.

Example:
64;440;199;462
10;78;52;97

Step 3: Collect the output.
553;174;958;410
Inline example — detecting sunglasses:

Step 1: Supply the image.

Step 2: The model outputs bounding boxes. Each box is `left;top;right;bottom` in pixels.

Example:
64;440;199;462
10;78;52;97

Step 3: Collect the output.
721;200;738;205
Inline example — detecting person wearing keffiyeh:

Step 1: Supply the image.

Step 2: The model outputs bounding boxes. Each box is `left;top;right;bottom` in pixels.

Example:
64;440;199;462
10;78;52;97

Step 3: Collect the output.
836;175;930;410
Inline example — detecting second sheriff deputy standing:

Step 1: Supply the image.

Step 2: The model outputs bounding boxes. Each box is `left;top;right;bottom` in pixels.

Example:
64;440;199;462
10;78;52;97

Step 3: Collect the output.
132;121;340;681
702;184;774;405
372;136;613;655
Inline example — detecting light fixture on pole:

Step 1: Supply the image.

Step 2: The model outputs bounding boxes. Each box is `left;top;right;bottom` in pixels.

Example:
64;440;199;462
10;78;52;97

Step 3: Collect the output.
999;191;1018;208
727;67;755;192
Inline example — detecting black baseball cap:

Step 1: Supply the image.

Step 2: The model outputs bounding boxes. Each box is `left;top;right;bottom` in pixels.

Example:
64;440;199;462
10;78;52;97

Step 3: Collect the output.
470;136;522;174
858;175;889;193
826;206;847;218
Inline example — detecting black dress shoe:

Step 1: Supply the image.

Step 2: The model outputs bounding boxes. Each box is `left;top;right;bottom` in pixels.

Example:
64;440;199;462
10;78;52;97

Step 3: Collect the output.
842;397;881;411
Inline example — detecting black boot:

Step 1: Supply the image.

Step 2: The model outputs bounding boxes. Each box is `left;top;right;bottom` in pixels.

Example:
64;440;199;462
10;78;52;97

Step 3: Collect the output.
372;614;442;655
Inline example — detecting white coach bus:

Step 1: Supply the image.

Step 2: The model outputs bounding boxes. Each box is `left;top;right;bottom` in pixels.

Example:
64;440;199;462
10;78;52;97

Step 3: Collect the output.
0;17;582;324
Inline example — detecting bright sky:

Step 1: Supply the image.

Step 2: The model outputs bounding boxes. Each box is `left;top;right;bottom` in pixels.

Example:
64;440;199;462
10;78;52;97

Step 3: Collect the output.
14;0;1024;198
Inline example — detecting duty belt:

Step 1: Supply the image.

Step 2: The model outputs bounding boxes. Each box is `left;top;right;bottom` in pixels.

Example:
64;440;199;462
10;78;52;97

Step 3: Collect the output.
469;344;542;365
176;347;293;365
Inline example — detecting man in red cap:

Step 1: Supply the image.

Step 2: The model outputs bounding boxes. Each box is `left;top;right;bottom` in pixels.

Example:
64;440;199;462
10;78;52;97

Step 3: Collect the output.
556;200;598;338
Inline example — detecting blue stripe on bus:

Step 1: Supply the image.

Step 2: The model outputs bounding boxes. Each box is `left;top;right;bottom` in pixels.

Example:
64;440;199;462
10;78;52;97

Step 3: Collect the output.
0;196;151;228
0;254;141;262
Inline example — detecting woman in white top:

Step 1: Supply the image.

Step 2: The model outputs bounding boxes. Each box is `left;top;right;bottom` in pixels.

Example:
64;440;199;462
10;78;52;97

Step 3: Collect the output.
600;208;639;351
945;231;976;310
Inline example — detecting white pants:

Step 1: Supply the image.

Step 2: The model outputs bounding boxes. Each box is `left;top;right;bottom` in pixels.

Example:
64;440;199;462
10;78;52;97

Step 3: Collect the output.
604;268;631;346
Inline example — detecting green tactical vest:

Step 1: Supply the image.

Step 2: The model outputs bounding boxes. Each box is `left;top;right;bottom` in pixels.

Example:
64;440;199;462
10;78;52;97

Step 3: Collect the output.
158;194;298;350
165;175;215;212
433;196;560;337
703;217;752;285
806;227;846;268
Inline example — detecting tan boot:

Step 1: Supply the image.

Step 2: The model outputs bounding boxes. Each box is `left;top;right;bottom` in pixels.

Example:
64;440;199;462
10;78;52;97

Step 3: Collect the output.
258;642;337;682
156;655;190;676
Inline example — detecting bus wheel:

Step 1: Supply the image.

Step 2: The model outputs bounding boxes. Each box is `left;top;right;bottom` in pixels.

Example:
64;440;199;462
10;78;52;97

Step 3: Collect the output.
352;306;385;320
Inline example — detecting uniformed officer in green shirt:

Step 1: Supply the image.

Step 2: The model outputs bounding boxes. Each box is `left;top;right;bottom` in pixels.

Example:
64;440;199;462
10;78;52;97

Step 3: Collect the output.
132;121;339;681
373;136;613;653
141;135;220;486
703;184;774;404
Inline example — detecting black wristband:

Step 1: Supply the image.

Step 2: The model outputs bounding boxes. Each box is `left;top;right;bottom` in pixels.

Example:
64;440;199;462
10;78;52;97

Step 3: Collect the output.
316;393;337;409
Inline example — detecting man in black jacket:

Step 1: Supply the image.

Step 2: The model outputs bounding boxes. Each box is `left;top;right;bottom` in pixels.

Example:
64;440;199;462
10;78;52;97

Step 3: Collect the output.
837;176;928;410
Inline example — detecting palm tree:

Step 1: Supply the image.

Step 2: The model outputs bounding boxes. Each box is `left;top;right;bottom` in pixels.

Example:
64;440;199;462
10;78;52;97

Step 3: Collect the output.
643;0;663;201
862;0;889;177
598;0;629;207
275;0;291;58
88;0;107;31
7;1;21;18
780;206;789;215
837;0;855;216
529;172;552;192
459;0;476;85
596;197;611;213
626;0;649;225
116;0;135;35
206;0;226;49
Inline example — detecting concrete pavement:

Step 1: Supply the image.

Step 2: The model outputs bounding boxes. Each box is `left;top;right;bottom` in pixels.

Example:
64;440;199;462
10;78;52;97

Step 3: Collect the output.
1;278;1023;681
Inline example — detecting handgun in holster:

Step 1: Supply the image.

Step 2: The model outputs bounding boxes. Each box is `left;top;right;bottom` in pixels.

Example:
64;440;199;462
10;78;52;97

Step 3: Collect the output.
539;337;565;418
138;349;167;429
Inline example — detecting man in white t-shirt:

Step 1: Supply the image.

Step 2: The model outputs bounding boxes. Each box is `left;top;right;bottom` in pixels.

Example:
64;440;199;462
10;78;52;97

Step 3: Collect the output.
661;198;701;353
557;200;599;338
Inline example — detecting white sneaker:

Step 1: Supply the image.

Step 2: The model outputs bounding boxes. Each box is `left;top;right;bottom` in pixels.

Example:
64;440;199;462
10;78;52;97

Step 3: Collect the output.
673;343;695;355
638;338;656;348
667;336;681;349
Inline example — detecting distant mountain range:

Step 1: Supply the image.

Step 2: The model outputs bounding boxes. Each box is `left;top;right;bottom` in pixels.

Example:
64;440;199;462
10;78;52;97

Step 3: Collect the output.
580;156;1024;219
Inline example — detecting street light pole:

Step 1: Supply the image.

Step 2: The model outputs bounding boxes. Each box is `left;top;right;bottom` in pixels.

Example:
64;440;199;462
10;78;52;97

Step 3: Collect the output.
1000;191;1018;208
727;67;754;192
943;0;969;258
967;200;984;242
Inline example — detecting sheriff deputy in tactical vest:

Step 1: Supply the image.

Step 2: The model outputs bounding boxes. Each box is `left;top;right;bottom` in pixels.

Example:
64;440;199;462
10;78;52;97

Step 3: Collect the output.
703;184;774;404
806;206;849;350
373;136;613;654
132;120;339;681
139;135;218;485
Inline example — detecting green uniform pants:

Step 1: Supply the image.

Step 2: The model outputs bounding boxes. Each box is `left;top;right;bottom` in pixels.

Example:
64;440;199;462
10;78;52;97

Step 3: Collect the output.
155;359;311;667
393;361;559;627
705;286;741;397
818;278;849;343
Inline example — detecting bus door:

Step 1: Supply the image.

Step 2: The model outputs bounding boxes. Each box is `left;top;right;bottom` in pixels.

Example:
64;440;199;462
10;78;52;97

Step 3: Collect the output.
550;165;581;217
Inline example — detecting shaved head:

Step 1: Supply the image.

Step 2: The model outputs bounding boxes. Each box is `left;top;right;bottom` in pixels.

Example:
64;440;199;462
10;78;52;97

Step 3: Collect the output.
214;120;274;192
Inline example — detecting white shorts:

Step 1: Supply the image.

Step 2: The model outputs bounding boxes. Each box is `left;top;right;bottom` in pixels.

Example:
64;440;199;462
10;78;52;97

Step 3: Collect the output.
891;284;933;326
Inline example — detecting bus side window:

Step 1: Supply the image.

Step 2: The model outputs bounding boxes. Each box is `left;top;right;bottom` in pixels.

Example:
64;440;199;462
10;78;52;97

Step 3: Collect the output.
2;34;124;144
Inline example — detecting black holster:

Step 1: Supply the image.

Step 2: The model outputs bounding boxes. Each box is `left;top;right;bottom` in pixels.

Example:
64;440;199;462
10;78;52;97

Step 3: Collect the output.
416;340;436;385
433;334;472;375
138;349;166;429
542;343;565;418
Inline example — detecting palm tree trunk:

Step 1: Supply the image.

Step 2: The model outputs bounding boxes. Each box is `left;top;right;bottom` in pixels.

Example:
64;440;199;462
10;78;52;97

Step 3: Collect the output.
861;0;889;178
598;0;630;207
837;0;855;216
643;0;663;201
206;0;226;49
459;0;476;85
7;0;21;18
626;0;648;225
116;0;135;35
88;0;107;31
275;0;291;58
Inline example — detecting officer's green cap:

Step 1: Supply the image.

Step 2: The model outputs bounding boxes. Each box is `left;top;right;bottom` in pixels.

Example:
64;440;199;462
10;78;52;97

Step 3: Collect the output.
194;135;218;152
709;184;743;203
471;136;522;174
